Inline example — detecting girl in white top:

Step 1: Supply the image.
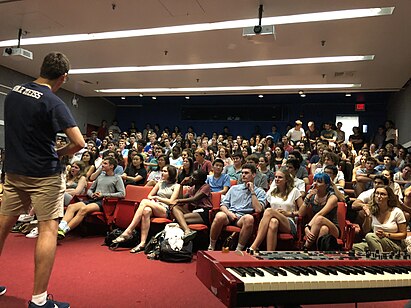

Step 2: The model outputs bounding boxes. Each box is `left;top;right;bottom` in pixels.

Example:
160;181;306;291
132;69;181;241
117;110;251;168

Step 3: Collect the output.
353;186;407;253
250;168;303;251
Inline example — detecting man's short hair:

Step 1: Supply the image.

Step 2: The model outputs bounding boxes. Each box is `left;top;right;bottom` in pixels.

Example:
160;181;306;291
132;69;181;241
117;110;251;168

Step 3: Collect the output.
104;157;118;169
213;158;224;166
384;154;394;161
242;163;256;174
366;157;377;165
324;164;338;176
286;158;300;170
232;150;243;158
374;175;389;186
195;148;205;156
245;154;259;164
137;139;147;147
324;152;340;166
40;52;70;80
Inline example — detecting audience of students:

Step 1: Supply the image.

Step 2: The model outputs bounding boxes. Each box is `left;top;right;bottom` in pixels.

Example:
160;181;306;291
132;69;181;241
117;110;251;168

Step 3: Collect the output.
10;119;410;253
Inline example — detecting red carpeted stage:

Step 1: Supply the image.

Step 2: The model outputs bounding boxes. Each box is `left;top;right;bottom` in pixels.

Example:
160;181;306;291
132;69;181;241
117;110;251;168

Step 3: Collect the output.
1;233;409;307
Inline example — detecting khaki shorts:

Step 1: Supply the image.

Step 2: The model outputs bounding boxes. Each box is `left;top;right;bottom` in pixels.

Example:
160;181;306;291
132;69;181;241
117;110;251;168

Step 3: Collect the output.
0;173;65;221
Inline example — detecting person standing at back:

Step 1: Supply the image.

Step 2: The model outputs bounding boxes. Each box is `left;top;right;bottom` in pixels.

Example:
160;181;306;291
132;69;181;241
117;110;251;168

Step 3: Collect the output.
0;52;84;308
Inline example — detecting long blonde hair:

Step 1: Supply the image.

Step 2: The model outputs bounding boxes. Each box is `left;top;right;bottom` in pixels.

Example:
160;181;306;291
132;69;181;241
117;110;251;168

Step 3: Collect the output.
271;168;294;200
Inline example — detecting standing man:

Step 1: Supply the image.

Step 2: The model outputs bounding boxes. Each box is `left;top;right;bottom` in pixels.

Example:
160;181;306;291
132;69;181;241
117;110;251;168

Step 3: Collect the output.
286;120;305;145
208;163;266;251
0;52;84;307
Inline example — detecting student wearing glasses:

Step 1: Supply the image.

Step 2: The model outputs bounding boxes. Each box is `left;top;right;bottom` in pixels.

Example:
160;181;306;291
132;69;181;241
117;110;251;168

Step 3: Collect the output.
353;185;407;253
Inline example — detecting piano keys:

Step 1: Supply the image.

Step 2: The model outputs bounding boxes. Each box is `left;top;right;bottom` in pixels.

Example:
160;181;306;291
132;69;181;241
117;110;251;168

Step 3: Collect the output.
196;250;411;307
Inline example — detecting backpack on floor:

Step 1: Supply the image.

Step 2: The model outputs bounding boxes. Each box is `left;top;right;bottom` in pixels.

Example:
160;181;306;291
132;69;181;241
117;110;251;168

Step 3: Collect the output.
159;239;193;263
104;228;140;250
144;230;166;260
317;234;339;251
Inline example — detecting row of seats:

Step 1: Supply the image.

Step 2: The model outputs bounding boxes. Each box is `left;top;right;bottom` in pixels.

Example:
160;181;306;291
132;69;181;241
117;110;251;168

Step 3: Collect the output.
73;184;355;251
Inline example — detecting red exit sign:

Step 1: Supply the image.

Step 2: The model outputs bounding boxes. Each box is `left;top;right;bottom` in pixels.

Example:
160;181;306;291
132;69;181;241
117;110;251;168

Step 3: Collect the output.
355;103;366;111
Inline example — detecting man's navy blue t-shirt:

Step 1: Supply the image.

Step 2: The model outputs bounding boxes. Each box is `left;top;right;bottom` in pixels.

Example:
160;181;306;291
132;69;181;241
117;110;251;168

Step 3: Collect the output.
4;82;77;177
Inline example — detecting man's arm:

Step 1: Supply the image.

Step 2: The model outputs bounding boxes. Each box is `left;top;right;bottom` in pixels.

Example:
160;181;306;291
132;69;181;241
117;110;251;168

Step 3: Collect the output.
57;126;85;157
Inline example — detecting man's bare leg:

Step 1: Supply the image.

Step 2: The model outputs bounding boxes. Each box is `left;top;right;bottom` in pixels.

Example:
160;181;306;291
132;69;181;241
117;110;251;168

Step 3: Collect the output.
33;219;58;295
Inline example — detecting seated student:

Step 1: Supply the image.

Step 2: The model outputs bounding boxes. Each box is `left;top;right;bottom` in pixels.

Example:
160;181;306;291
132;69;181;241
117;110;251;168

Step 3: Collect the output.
113;165;180;253
238;154;268;190
353;186;407;253
193;148;212;174
206;158;230;194
171;170;213;239
224;151;243;181
121;153;147;186
314;152;345;188
287;151;309;184
323;165;346;202
394;164;411;191
57;157;125;239
249;168;303;251
64;160;88;206
89;150;124;181
145;154;169;187
283;158;306;198
375;154;399;173
81;150;96;181
354;156;380;197
258;156;274;185
177;156;194;184
300;173;339;250
350;175;388;226
403;186;411;226
208;163;266;251
169;145;183;168
381;169;403;202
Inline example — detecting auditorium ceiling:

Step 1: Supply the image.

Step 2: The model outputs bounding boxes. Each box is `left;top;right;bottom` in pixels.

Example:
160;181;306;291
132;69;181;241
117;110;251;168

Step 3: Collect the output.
0;0;410;97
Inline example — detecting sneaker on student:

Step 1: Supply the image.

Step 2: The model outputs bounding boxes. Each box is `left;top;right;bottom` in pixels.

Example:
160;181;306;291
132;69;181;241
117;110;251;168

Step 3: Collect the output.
57;229;66;240
28;295;70;308
0;286;6;296
18;214;35;223
26;227;39;239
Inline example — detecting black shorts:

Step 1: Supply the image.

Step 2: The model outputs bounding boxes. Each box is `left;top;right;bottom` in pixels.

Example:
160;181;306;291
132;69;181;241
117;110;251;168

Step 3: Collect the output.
84;199;103;211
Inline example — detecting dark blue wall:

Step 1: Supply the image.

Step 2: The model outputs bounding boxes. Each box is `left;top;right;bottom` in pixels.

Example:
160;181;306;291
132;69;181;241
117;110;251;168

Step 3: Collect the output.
113;92;392;140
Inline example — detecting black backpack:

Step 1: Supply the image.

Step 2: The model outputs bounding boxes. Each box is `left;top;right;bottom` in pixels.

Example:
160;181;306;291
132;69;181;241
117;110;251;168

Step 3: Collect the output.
104;228;140;250
317;233;340;251
159;239;193;263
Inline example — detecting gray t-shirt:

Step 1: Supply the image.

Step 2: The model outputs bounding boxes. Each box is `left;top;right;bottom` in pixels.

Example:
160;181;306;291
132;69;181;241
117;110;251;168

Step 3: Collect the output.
87;174;125;199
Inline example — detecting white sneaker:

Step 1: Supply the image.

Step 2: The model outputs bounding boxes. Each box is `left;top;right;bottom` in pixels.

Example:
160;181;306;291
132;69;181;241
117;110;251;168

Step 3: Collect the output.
17;214;34;223
26;227;38;238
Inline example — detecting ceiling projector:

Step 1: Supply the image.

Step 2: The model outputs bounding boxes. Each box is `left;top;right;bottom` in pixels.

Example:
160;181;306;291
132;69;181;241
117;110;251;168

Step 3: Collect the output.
3;47;33;60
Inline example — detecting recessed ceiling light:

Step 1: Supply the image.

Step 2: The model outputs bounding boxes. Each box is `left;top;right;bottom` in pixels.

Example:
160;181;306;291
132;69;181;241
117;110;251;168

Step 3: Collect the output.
152;96;157;100
185;96;190;99
0;7;394;47
69;55;374;74
298;90;304;95
258;95;264;98
121;96;125;100
345;93;352;97
139;93;143;97
300;94;306;97
96;83;361;94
